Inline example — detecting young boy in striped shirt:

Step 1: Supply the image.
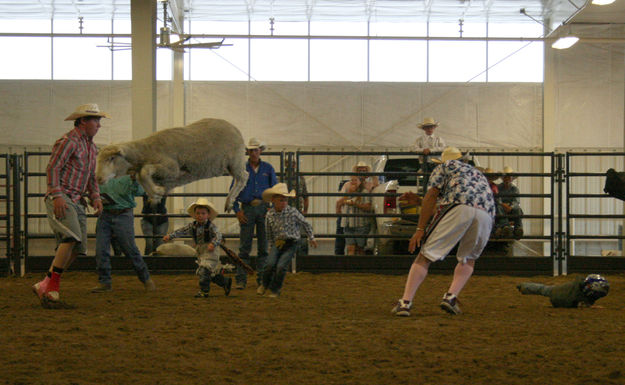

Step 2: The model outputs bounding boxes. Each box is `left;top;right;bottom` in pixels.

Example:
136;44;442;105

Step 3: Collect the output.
258;183;317;298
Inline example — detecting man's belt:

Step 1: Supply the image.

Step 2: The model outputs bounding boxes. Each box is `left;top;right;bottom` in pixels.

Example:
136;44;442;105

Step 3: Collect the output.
105;208;131;215
244;199;263;207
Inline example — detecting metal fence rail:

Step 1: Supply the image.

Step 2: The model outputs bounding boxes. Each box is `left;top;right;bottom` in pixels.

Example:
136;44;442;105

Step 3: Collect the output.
3;149;623;275
565;152;625;273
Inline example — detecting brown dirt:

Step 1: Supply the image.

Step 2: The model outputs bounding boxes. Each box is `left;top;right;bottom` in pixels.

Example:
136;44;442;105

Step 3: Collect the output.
1;271;624;385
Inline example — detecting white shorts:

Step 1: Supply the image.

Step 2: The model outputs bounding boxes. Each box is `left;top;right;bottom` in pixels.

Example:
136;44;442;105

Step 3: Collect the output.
420;205;493;263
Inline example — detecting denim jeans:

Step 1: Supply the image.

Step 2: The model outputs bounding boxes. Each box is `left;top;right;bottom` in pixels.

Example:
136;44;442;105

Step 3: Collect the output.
236;203;268;286
518;282;553;297
262;243;297;294
197;267;228;293
95;210;150;285
141;218;169;255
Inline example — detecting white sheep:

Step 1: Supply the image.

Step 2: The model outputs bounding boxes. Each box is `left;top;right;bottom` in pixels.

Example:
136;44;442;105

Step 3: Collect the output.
96;118;249;212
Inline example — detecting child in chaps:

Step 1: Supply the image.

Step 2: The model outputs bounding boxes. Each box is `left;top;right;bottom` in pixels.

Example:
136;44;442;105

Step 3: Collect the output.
163;198;232;298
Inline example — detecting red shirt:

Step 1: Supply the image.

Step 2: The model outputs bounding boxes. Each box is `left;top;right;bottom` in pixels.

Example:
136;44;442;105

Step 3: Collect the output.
46;128;100;203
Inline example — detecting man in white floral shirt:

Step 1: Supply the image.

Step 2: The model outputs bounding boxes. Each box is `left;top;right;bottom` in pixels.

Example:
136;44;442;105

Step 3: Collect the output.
392;147;495;317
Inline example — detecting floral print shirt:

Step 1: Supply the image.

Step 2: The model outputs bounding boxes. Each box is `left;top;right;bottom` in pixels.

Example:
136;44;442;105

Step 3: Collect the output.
427;160;496;218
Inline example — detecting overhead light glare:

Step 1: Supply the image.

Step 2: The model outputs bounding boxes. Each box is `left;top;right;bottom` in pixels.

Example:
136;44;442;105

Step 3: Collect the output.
552;36;579;49
592;0;615;5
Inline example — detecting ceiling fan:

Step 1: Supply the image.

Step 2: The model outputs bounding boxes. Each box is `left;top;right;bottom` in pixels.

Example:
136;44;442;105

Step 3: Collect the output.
99;0;229;52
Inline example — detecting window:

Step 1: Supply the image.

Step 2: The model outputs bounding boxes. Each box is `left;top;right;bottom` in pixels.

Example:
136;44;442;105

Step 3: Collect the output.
369;40;427;82
53;37;112;80
188;38;249;80
250;39;307;81
310;40;367;81
0;19;51;33
0;37;51;79
488;42;543;82
429;41;487;82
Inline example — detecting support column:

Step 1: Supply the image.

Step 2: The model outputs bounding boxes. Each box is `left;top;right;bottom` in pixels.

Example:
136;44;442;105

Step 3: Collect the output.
131;0;157;139
543;29;560;275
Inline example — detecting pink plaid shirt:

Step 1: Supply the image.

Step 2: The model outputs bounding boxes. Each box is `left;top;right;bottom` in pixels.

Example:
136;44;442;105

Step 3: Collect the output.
46;127;100;204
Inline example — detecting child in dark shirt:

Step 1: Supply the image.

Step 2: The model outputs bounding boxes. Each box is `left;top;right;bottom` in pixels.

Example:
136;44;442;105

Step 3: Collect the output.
517;274;609;308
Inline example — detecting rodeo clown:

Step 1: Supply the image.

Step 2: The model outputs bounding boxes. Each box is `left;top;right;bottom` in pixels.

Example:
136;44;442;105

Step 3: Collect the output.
517;274;609;308
163;198;232;298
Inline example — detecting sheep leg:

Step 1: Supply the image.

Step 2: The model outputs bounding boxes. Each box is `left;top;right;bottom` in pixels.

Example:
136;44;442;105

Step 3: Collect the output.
138;163;176;203
225;166;249;212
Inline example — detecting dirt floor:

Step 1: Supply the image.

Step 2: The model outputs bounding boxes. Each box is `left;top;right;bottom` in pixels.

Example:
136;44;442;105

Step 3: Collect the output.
1;271;624;385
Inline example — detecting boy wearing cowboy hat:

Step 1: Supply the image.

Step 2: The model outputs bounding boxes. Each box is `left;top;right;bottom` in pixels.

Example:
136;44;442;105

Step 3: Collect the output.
163;198;232;298
231;137;278;290
496;166;524;239
32;103;108;307
412;117;446;187
260;183;317;297
392;146;495;317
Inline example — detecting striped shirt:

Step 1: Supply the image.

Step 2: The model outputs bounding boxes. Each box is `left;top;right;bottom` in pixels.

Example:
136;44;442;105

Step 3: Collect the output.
46;128;100;203
266;205;314;244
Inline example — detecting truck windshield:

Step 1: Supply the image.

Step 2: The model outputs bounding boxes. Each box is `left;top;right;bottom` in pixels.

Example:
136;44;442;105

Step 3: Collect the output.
384;158;420;186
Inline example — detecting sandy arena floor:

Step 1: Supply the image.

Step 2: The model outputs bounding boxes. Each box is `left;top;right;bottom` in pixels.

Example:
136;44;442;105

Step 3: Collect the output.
1;271;624;385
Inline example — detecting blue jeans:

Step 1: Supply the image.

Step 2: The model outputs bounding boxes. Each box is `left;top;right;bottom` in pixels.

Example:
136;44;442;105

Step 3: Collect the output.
237;203;268;286
518;282;553;297
141;218;169;255
197;267;229;293
262;242;297;294
95;210;150;285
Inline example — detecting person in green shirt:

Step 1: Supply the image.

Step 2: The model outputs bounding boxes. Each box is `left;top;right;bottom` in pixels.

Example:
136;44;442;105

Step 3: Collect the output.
517;274;609;308
92;174;155;293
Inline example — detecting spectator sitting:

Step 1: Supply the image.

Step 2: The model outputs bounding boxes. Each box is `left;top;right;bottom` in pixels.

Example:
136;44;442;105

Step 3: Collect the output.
497;166;524;239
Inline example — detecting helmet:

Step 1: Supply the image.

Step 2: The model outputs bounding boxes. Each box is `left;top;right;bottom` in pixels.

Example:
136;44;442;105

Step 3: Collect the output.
582;274;610;301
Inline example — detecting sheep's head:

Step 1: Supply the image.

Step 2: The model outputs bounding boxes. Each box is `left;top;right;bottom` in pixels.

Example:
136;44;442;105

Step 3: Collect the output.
96;145;132;184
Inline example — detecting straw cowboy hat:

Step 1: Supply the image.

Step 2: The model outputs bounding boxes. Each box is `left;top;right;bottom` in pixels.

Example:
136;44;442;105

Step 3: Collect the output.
432;146;463;164
246;137;266;151
262;183;296;202
483;167;500;180
64;103;111;121
417;117;439;129
186;198;219;220
352;161;371;172
502;166;518;179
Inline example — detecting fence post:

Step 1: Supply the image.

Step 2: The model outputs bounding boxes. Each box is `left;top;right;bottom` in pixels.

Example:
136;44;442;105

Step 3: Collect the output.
555;153;565;276
9;154;23;277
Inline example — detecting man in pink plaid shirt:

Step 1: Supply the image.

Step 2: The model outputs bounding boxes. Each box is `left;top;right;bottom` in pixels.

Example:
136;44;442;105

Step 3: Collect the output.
32;104;107;307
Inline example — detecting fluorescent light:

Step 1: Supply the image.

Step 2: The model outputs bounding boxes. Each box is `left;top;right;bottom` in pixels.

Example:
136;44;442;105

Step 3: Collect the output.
552;36;579;49
592;0;615;5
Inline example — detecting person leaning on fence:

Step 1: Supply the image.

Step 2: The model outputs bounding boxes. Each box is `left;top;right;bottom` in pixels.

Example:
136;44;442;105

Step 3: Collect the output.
231;137;278;290
259;183;317;298
336;175;373;256
412;117;446;186
392;146;496;317
92;173;155;293
32;104;106;307
163;198;232;298
141;193;169;255
496;166;524;239
517;274;609;308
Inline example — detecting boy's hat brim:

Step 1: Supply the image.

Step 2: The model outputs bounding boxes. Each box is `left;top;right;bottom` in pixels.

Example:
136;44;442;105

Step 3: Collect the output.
262;183;296;202
186;198;219;220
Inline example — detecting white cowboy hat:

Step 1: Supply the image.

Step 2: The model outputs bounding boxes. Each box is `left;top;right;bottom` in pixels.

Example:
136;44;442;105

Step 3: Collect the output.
502;166;518;179
246;137;266;151
432;146;463;164
352;161;371;173
417;117;439;129
262;183;296;202
186;198;219;220
64;103;111;121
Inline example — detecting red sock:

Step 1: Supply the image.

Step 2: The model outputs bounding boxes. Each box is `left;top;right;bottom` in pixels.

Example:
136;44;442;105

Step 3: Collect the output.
40;276;50;290
47;272;61;292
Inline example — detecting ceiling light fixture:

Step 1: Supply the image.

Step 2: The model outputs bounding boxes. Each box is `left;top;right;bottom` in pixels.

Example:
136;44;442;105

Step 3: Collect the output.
591;0;616;5
552;36;579;49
